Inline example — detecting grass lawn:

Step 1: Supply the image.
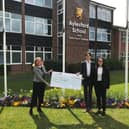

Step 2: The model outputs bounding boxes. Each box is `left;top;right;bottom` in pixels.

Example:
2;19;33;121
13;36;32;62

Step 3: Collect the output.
0;71;129;129
0;70;128;99
0;107;129;129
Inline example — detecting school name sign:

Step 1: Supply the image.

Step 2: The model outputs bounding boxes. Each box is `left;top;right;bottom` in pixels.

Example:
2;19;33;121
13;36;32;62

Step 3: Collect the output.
69;20;89;34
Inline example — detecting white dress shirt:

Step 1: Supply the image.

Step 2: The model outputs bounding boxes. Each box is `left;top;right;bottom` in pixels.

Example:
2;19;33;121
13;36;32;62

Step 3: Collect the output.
97;66;103;81
86;60;91;77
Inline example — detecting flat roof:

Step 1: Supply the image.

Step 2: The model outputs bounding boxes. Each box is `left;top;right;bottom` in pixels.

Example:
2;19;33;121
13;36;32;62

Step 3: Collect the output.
90;1;116;10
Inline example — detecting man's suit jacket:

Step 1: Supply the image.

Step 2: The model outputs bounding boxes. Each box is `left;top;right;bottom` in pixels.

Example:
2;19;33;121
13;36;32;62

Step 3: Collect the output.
81;61;95;86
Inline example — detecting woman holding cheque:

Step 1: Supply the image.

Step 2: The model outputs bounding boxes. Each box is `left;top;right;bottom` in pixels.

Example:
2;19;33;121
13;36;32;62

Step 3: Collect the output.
29;57;52;115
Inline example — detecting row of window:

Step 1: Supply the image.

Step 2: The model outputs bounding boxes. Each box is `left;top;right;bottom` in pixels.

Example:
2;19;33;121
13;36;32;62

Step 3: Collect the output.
90;5;112;22
120;52;129;61
89;27;111;42
0;45;52;64
0;11;52;36
121;31;129;43
89;49;111;59
13;0;52;8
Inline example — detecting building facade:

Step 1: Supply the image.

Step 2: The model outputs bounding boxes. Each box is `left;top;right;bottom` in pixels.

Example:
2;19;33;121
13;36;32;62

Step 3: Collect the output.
89;1;115;59
53;0;89;64
112;26;129;61
0;0;115;72
0;0;52;72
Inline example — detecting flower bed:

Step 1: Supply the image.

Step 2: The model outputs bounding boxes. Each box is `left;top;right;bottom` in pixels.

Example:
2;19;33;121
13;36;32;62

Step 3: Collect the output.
0;95;129;109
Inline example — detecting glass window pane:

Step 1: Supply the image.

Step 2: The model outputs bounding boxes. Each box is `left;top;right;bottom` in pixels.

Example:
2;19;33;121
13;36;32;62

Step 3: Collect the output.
35;52;43;59
13;0;21;2
0;52;3;64
35;23;42;34
12;20;21;32
45;0;52;7
26;52;34;63
11;14;21;19
12;52;21;63
90;5;96;18
5;12;10;18
45;53;51;60
26;16;34;21
25;22;34;34
36;17;43;23
0;18;3;32
35;0;43;6
6;52;10;64
25;0;34;4
0;11;3;17
5;18;10;32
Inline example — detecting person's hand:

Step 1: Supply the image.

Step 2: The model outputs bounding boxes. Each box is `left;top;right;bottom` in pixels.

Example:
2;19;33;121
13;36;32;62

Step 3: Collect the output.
76;72;80;76
48;69;53;74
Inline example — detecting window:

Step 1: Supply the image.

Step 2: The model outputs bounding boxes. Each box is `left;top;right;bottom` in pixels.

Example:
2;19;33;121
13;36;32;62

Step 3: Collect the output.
0;17;3;31
26;52;34;63
35;0;43;6
97;28;111;42
0;11;21;33
57;1;63;34
25;46;52;63
89;49;111;59
0;45;22;64
13;0;21;2
45;0;52;8
12;52;21;63
25;0;52;8
25;15;52;36
0;52;3;64
97;7;111;22
25;16;34;34
121;31;129;43
89;27;95;41
90;5;96;19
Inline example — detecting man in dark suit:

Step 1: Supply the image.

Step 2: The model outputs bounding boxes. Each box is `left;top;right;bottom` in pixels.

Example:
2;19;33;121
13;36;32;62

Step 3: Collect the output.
81;52;95;112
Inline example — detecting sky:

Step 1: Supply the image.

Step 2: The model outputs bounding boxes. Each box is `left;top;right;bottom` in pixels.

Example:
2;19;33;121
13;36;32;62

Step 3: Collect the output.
93;0;126;27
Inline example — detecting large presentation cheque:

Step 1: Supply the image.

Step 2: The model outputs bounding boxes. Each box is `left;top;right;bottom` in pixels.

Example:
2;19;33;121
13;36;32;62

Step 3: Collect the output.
50;72;82;90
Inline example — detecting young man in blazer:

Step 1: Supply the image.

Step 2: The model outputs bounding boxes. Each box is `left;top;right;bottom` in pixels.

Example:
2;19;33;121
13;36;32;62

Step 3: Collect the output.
81;52;95;112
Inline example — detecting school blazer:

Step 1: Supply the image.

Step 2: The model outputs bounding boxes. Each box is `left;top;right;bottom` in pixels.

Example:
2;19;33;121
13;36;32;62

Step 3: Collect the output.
80;61;95;85
94;66;110;89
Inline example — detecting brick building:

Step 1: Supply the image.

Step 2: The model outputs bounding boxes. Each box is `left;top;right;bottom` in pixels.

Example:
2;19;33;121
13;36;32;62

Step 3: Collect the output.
0;0;115;72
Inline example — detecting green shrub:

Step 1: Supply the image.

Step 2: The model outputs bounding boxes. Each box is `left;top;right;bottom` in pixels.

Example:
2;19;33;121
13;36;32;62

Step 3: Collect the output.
44;60;62;71
105;59;123;70
66;63;81;73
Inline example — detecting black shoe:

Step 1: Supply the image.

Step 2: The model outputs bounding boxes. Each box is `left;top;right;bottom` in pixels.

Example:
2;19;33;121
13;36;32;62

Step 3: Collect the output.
37;108;43;113
29;108;33;115
101;111;106;116
95;110;101;115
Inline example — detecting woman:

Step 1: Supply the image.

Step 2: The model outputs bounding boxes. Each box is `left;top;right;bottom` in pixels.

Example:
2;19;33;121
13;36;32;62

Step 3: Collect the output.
29;57;52;115
94;57;110;116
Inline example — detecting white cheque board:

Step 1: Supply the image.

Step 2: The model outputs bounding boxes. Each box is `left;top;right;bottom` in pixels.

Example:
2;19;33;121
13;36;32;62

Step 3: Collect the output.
50;72;82;90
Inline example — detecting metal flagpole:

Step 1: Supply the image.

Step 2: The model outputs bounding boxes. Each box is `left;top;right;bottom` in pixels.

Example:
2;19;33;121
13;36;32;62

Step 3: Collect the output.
2;0;7;97
125;0;129;100
62;0;66;95
62;0;65;73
